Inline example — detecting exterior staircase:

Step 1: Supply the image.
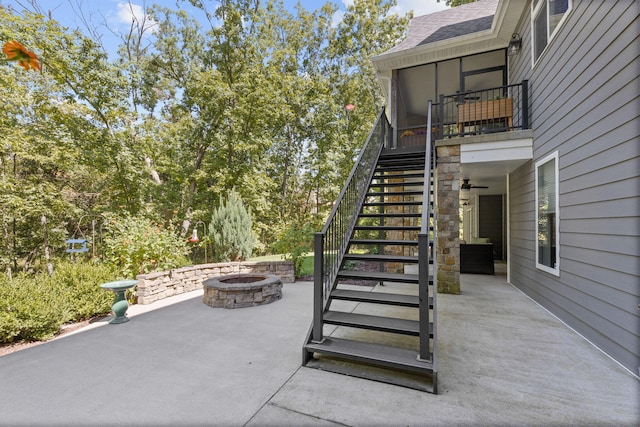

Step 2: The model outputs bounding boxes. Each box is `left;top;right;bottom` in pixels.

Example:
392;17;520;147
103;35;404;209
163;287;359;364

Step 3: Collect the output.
302;108;438;393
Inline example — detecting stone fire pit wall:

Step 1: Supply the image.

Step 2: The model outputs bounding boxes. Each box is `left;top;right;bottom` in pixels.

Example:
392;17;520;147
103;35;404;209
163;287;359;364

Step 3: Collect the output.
135;261;294;305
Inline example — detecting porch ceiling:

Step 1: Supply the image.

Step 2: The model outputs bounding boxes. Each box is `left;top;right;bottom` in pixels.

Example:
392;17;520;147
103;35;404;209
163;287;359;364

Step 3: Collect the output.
454;130;534;196
459;159;528;196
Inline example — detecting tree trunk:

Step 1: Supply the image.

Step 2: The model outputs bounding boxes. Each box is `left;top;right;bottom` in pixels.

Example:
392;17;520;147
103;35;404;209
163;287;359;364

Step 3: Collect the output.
41;215;54;276
145;157;162;184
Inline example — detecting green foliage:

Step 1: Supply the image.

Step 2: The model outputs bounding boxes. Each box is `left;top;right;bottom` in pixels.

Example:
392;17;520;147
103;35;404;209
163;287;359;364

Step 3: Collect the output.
0;261;114;343
1;1;411;274
437;0;477;6
102;215;189;279
298;254;315;278
272;215;324;278
52;261;116;320
209;190;255;262
0;276;67;342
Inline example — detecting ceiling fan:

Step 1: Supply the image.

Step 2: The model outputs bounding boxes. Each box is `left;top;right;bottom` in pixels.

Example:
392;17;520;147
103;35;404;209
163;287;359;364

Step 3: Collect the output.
461;179;489;190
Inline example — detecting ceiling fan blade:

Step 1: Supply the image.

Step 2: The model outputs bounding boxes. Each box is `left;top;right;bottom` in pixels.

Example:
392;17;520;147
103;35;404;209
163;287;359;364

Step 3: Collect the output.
461;179;489;190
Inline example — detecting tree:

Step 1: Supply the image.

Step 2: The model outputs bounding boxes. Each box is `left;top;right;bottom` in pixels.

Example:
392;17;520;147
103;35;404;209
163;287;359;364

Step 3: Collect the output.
209;190;255;262
437;0;477;7
0;0;413;273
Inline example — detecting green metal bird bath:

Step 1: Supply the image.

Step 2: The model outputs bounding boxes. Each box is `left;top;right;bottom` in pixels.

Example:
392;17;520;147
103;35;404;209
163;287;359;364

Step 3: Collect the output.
100;280;138;324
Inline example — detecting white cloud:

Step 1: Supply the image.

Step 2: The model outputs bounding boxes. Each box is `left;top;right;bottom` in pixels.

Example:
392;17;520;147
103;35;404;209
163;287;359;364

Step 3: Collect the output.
116;2;157;32
391;0;449;17
339;0;448;19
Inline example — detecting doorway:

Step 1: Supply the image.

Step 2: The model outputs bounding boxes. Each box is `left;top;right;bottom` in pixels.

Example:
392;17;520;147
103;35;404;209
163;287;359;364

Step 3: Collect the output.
478;195;505;261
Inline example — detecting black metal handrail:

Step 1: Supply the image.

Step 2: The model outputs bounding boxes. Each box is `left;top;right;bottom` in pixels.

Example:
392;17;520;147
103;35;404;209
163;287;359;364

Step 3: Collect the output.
439;81;529;139
312;107;390;342
418;100;436;364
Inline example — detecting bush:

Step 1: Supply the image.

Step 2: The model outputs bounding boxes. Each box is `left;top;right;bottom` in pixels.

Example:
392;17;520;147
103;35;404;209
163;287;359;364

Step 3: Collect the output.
272;215;323;278
209;190;255;261
0;276;68;342
102;214;189;279
0;260;115;343
53;261;115;320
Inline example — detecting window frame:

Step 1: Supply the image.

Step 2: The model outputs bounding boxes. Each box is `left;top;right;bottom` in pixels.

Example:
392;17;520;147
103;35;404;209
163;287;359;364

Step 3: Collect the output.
531;0;572;65
535;151;560;276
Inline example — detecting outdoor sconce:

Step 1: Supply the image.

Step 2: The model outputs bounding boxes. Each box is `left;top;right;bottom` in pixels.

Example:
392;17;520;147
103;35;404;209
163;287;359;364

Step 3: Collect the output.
508;33;522;56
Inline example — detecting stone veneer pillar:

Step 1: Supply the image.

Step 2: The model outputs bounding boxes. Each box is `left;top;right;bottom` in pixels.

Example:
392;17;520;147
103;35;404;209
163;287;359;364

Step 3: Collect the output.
435;145;460;294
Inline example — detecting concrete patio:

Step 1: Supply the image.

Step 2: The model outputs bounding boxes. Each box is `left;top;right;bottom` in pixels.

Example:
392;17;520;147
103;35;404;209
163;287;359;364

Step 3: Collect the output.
0;268;637;426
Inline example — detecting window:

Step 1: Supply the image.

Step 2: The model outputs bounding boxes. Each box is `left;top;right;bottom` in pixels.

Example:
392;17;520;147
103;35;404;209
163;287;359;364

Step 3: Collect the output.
532;0;571;63
535;152;559;275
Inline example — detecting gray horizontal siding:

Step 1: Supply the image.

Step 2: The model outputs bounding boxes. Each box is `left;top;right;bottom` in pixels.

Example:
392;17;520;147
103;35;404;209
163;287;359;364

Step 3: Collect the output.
563;141;638;189
561;197;639;220
562;216;639;239
508;0;640;374
562;176;639;208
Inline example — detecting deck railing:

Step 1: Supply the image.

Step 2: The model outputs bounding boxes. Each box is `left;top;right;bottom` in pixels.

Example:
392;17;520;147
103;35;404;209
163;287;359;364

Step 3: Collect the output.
438;81;528;139
312;107;390;342
418;100;437;365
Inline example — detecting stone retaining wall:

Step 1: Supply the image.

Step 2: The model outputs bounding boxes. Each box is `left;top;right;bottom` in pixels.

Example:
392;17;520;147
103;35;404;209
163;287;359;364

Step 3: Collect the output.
135;261;295;305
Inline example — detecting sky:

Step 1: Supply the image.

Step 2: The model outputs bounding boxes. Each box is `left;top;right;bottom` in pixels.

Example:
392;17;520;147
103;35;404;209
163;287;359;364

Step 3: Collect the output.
1;0;449;58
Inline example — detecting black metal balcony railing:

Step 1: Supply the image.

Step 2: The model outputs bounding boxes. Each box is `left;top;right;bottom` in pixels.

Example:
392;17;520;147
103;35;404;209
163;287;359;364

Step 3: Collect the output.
395;81;528;149
439;81;528;139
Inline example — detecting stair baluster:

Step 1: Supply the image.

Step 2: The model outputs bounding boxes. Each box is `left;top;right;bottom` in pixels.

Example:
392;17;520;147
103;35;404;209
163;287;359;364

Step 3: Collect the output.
304;102;438;393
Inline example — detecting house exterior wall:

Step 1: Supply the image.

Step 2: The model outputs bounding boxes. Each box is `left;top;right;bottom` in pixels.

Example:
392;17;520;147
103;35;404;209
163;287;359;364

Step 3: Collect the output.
507;0;639;374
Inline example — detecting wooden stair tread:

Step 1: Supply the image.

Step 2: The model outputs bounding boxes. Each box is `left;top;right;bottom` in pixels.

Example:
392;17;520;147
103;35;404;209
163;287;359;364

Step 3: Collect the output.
358;212;422;218
337;270;420;283
369;181;424;187
343;254;419;263
366;190;424;197
349;239;419;246
353;225;421;231
330;289;422;307
375;167;425;173
363;201;422;206
372;172;425;180
305;337;433;373
323;311;420;335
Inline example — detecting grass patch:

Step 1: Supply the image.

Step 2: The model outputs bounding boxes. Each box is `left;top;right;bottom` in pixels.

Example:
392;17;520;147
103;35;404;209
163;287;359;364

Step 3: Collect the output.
249;254;289;262
298;254;314;278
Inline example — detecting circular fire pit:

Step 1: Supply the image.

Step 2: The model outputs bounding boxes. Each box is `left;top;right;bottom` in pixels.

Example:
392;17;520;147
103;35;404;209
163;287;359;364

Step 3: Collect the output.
203;274;282;309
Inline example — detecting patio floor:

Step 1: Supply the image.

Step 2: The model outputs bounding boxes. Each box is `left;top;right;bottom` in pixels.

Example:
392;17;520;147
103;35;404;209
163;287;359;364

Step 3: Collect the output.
0;267;637;426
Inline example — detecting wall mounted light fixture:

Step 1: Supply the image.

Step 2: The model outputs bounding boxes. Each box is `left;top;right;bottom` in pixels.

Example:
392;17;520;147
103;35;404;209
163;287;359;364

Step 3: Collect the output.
508;33;522;56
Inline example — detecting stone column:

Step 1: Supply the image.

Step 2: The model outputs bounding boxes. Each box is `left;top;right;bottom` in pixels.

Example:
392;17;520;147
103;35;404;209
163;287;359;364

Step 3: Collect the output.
436;145;460;294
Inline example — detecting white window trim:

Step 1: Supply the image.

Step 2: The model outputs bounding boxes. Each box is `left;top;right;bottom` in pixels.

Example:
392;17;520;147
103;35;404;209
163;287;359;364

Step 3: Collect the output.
531;0;573;66
535;151;560;276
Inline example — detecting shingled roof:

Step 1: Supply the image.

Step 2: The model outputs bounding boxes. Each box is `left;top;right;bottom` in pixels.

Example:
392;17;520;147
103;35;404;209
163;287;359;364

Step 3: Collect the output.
382;0;499;55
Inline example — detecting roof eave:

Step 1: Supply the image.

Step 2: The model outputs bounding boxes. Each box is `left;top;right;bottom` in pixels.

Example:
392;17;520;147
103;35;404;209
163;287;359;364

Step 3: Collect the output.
372;29;504;73
372;0;528;73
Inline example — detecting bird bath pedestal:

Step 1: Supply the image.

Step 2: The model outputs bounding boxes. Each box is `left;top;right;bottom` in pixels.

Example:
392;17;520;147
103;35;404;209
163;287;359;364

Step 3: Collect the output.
100;280;138;324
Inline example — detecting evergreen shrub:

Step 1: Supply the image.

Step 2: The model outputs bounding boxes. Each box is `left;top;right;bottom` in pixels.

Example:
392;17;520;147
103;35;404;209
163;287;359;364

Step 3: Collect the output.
209;190;255;261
